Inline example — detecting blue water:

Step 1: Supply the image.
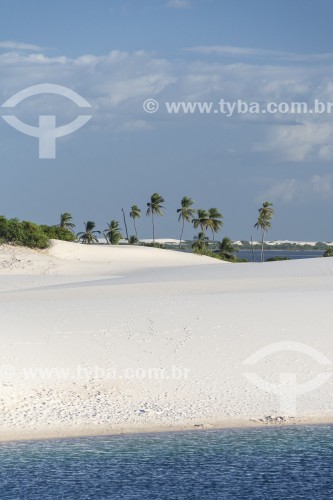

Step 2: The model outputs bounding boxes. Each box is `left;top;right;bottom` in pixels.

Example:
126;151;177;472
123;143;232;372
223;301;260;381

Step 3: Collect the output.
238;249;324;261
0;425;332;499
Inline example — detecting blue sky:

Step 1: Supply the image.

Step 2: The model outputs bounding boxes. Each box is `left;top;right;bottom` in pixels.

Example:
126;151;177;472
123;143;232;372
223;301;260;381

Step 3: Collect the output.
1;0;333;240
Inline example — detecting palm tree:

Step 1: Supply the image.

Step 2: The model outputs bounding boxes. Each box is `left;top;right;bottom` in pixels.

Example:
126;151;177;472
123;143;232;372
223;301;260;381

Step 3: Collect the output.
208;208;224;241
104;220;122;245
77;221;100;244
192;231;209;252
254;201;274;262
177;196;195;248
192;209;210;234
146;193;165;243
130;205;141;240
219;237;238;261
59;212;75;231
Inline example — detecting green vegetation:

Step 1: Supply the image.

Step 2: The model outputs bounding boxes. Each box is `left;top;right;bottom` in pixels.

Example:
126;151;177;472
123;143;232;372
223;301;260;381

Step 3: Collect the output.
235;241;327;251
191;207;224;247
0;217;49;249
192;209;210;233
129;205;141;240
193;246;248;263
1;199;331;263
40;225;77;242
192;231;209;251
323;247;333;257
218;237;238;262
128;235;139;245
77;221;100;244
266;256;291;262
177;196;196;248
254;201;274;262
59;212;75;231
141;241;165;249
104;220;122;245
193;235;247;263
208;207;224;241
0;216;76;249
146;193;165;243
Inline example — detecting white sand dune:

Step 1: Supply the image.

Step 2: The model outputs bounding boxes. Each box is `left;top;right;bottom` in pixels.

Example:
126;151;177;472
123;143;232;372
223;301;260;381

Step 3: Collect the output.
0;240;332;441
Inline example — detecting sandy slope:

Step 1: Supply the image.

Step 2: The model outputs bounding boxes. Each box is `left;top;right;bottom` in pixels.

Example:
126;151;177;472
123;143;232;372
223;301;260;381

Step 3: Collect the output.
0;241;332;441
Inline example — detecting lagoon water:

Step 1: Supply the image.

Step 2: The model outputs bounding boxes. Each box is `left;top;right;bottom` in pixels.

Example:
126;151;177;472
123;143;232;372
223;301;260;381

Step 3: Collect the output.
0;425;332;499
238;249;324;261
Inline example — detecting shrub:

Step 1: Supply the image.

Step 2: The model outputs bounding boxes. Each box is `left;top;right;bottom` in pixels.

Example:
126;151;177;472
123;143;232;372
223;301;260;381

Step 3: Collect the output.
266;256;291;262
141;242;165;249
128;235;139;245
40;225;77;242
0;216;61;249
193;247;248;262
323;247;333;257
0;216;49;249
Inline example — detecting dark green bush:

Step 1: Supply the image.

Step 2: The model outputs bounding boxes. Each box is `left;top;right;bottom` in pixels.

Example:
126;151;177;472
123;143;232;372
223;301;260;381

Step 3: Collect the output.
193;247;248;262
20;221;49;248
141;242;165;249
40;225;76;242
323;247;333;257
0;216;49;249
266;256;291;262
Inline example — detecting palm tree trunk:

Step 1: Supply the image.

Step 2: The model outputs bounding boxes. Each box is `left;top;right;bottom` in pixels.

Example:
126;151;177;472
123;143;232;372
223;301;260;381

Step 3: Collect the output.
261;231;264;262
134;219;138;239
152;213;155;243
251;235;255;262
122;209;129;241
179;218;185;248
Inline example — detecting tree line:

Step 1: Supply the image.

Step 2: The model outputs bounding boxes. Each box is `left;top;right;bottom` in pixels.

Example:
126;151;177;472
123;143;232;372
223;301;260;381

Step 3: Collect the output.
2;199;333;260
63;194;275;262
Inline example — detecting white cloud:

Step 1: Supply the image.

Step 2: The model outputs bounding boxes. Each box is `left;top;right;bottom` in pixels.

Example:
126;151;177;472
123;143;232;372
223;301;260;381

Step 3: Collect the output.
257;122;333;162
185;45;333;63
167;0;191;9
259;175;333;203
0;40;43;51
1;42;333;162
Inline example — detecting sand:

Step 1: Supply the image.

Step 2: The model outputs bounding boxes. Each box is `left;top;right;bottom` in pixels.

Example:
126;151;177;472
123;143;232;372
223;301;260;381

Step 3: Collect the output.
0;240;332;442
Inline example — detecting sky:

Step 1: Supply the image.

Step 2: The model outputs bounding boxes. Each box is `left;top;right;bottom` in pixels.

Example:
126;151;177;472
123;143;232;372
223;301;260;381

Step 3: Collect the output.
0;0;333;241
